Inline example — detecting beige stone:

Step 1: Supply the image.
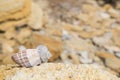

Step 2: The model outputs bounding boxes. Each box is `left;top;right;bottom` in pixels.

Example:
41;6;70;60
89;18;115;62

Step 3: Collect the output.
63;24;83;32
96;51;120;72
28;2;43;30
79;29;105;39
65;33;95;52
2;40;17;54
69;53;80;64
4;28;16;39
96;51;116;59
105;58;120;73
25;33;62;61
0;0;31;31
0;63;119;80
112;28;120;47
3;54;16;65
15;28;32;44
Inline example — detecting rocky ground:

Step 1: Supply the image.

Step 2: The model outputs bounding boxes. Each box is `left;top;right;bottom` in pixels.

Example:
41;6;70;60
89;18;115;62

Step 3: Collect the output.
0;63;119;80
0;0;120;79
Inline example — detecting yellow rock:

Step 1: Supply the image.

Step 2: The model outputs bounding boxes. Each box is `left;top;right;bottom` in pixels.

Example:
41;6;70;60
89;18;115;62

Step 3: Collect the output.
0;0;31;31
25;33;62;61
28;2;43;30
112;28;120;47
3;54;16;65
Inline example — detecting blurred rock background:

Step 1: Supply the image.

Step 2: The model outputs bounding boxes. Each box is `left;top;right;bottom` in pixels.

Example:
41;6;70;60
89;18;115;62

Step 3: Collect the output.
0;0;120;77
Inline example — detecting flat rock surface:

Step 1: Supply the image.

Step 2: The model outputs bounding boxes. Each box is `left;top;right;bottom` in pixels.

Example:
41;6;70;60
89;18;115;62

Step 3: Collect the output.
0;63;119;80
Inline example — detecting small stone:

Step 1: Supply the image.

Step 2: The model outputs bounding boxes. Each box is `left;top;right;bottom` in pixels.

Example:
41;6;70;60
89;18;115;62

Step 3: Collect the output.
96;51;120;72
69;53;80;64
103;45;120;53
108;7;120;18
3;54;16;65
93;56;104;65
65;33;95;51
79;51;93;64
2;40;17;54
96;51;116;59
92;33;113;47
79;29;105;39
98;12;110;19
28;2;43;30
60;52;69;63
105;58;120;73
4;28;16;39
115;52;120;58
16;28;32;44
62;29;72;40
63;24;83;33
0;43;2;54
112;28;120;47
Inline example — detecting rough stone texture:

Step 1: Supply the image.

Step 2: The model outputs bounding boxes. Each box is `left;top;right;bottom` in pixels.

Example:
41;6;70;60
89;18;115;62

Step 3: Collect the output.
28;2;43;30
0;0;31;31
0;63;119;80
25;33;62;61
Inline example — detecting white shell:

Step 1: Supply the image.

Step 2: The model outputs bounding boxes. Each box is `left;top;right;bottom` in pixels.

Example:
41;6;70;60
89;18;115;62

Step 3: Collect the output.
12;45;52;67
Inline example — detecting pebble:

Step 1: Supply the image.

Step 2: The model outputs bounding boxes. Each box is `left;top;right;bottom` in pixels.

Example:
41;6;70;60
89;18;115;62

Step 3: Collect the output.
105;58;120;73
99;12;110;19
62;29;72;40
115;52;120;58
79;51;93;64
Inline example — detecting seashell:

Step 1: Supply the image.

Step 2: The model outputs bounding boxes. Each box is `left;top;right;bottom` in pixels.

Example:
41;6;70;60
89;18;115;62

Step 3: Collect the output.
12;45;52;68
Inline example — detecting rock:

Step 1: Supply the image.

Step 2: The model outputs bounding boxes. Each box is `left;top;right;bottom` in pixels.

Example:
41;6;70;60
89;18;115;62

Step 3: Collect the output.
4;28;16;39
112;28;120;47
93;56;104;65
92;32;113;47
65;33;95;51
0;63;119;80
0;54;5;61
99;12;110;19
105;58;120;73
82;4;97;12
25;33;62;61
103;4;112;11
103;45;120;53
78;29;105;39
2;40;17;54
96;51;116;59
60;52;70;63
15;28;32;44
96;51;120;72
3;54;16;65
49;27;62;37
28;2;43;30
115;52;120;58
79;51;93;64
63;24;83;32
108;7;120;18
0;0;31;31
62;29;72;40
69;53;80;64
0;43;2;54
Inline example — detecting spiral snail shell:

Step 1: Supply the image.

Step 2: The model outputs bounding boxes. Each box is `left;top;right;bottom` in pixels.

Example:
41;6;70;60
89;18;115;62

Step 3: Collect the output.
12;45;52;68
